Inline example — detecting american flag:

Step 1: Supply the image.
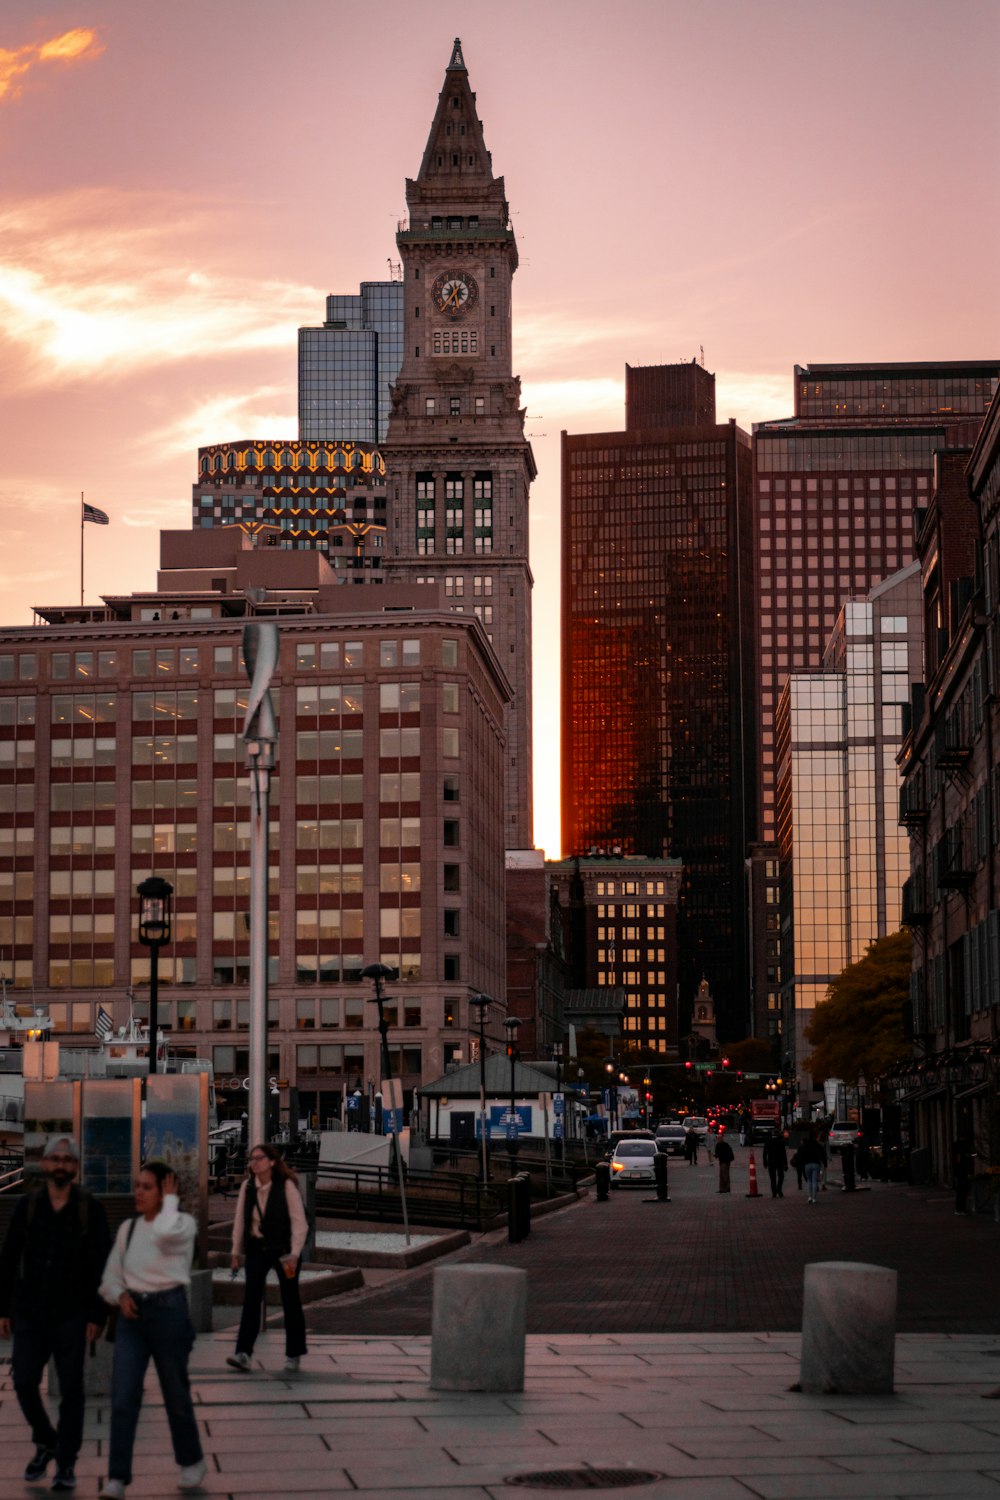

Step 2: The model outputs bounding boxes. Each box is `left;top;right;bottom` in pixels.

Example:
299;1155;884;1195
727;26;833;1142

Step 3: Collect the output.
94;1004;113;1041
82;502;110;526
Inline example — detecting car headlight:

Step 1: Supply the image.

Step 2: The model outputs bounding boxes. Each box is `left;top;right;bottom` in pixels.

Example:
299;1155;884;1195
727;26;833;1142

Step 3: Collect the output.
611;1160;624;1172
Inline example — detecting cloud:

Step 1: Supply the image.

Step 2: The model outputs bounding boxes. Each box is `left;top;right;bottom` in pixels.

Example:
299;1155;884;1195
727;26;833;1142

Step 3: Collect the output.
142;387;298;460
0;188;321;389
0;27;103;103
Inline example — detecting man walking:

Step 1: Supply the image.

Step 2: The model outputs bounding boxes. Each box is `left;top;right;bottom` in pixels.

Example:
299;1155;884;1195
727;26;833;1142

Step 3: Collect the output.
714;1130;734;1193
762;1132;788;1198
0;1135;111;1492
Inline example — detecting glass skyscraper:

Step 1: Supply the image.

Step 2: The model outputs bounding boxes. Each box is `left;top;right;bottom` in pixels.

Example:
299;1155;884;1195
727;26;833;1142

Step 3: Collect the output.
298;281;404;445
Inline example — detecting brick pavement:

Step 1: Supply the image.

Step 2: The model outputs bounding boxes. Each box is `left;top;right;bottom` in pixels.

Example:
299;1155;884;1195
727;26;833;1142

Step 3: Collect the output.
307;1146;1000;1337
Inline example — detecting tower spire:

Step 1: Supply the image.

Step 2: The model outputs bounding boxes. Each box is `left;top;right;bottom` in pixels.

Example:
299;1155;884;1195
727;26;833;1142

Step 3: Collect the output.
448;36;466;70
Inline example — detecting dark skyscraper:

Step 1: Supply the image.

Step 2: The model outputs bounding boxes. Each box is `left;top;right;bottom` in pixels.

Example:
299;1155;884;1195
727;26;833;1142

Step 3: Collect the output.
382;38;535;850
298;281;404;446
561;363;756;1042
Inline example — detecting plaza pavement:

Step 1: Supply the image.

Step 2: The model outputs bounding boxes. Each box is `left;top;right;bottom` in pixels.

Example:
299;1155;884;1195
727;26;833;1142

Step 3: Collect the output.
4;1146;1000;1497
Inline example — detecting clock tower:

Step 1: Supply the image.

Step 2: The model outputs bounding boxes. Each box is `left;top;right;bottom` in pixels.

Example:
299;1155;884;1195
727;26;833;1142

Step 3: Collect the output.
383;38;535;850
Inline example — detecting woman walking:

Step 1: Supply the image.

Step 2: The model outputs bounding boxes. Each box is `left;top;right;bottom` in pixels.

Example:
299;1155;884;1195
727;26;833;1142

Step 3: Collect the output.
98;1163;204;1498
800;1130;827;1205
227;1143;308;1373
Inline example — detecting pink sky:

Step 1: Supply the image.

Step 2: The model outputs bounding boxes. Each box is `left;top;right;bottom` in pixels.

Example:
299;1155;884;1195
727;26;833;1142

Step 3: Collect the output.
1;0;998;858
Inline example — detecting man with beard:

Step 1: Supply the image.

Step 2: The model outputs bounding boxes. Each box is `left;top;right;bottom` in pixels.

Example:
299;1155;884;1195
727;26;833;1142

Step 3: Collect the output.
0;1135;111;1492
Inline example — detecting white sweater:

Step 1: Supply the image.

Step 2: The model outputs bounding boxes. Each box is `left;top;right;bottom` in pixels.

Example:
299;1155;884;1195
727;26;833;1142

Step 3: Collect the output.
99;1195;196;1301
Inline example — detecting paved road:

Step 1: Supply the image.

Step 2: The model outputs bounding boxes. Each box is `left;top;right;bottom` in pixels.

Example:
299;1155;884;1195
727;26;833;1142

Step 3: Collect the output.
308;1146;1000;1337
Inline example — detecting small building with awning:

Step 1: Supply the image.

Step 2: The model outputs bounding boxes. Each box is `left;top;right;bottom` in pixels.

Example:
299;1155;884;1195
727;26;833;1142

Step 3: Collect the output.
416;1054;583;1146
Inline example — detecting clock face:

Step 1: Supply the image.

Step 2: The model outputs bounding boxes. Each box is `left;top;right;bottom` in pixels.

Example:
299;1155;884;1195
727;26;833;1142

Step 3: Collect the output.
432;270;479;317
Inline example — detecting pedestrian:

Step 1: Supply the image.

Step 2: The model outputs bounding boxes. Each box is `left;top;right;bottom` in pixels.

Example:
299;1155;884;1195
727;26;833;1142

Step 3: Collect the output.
684;1127;699;1165
738;1123;746;1148
789;1143;805;1191
800;1129;827;1204
227;1142;308;1373
951;1135;974;1216
98;1161;205;1499
761;1132;787;1197
0;1134;111;1493
714;1130;734;1193
856;1131;871;1182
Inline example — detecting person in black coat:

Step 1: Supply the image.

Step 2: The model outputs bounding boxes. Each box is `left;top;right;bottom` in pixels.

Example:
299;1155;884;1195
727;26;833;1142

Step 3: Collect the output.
714;1131;734;1192
762;1133;788;1198
0;1135;111;1491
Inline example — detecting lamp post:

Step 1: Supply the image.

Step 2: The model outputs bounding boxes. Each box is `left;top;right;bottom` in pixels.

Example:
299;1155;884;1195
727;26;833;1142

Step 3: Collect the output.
361;963;410;1244
470;992;492;1182
137;876;173;1076
241;621;278;1148
504;1015;520;1172
605;1058;618;1130
552;1040;565;1163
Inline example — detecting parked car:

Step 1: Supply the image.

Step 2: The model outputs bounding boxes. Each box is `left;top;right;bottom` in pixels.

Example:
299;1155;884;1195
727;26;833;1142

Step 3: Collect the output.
609;1138;658;1186
605;1128;655;1156
827;1121;862;1155
654;1124;687;1156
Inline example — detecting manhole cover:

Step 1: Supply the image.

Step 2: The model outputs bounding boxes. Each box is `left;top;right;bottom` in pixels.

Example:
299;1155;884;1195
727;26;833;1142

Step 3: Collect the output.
504;1469;664;1490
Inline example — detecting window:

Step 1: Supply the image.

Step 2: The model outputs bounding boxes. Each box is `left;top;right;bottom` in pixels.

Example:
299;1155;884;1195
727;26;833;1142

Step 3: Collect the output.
449;397;460;416
425;398;435;416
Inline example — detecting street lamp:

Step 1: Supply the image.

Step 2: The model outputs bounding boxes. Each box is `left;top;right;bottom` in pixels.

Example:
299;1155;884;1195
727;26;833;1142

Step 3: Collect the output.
605;1058;618;1130
137;876;173;1076
552;1040;565;1163
361;963;410;1244
504;1015;520;1172
470;992;492;1182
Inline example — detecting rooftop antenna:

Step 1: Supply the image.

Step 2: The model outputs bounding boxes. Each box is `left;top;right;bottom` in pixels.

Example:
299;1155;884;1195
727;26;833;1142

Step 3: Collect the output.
387;259;402;281
700;345;705;367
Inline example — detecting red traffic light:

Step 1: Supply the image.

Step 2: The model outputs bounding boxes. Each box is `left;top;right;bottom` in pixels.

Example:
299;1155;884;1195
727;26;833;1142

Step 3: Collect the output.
684;1060;693;1070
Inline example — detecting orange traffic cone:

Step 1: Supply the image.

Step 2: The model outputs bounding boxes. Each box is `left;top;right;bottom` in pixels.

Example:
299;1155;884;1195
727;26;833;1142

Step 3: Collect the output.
746;1151;761;1199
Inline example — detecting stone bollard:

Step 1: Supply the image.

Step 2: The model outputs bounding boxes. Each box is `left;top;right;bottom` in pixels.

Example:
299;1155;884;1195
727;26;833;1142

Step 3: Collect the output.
187;1267;214;1333
429;1264;526;1392
800;1261;897;1394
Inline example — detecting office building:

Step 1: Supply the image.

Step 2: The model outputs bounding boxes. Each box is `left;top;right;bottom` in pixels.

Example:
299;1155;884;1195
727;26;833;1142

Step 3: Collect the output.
775;564;923;1086
754;360;998;844
381;38;536;850
192;439;386;579
298;281;404;446
0;526;510;1124
561;362;755;1042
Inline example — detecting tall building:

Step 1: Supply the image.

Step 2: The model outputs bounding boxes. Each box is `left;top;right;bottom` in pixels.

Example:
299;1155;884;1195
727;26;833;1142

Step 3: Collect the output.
192;439;386;579
298;281;404;446
754;360;999;843
775;563;923;1085
561;363;756;1042
381;38;536;850
1;527;511;1124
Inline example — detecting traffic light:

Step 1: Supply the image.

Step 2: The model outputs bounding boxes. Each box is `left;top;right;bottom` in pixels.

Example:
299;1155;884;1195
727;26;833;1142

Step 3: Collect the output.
684;1060;693;1071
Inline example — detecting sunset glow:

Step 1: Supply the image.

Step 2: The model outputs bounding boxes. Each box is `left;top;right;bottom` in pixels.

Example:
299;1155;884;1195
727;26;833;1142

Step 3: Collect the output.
0;26;102;101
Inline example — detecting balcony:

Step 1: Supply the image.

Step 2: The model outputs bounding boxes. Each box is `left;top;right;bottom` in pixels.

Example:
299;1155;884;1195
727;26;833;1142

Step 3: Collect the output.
899;780;929;827
901;879;930;927
934;712;971;771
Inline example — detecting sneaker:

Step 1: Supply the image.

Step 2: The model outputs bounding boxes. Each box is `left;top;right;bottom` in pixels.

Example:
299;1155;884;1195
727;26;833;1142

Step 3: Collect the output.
226;1351;251;1372
177;1459;207;1490
25;1446;56;1482
98;1484;126;1500
283;1356;300;1373
51;1470;76;1492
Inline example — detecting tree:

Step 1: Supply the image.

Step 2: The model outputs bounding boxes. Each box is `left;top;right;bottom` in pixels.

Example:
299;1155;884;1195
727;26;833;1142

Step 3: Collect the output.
804;929;912;1084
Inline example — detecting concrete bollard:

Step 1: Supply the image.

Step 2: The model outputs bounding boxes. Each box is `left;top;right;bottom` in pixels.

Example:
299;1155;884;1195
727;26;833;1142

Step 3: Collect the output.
187;1267;214;1333
800;1260;897;1394
429;1264;527;1392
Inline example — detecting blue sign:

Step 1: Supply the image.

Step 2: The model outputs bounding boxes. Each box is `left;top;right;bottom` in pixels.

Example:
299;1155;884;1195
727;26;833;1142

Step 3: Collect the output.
345;1094;359;1111
553;1093;565;1116
553;1121;564;1139
381;1108;404;1134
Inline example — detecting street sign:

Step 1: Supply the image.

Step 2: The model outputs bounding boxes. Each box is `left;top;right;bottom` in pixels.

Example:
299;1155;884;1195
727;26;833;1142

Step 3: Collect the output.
553;1092;565;1116
553;1120;564;1139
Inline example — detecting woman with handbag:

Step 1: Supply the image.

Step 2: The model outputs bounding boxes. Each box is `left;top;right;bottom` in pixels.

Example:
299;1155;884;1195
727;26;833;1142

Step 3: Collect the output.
98;1162;204;1499
227;1143;308;1373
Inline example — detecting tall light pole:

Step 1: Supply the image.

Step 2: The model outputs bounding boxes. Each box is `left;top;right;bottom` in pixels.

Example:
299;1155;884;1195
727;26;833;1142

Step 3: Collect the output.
137;876;172;1076
504;1015;520;1173
361;963;410;1244
552;1040;564;1164
241;621;278;1149
470;993;492;1182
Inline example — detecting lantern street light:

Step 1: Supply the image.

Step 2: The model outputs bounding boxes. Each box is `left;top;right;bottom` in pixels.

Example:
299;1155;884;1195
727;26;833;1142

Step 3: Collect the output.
504;1015;520;1172
470;992;492;1182
137;876;173;1076
361;963;410;1244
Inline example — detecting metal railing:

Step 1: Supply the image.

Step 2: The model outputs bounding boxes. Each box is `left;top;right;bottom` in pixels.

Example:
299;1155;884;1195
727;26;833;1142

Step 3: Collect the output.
305;1158;504;1231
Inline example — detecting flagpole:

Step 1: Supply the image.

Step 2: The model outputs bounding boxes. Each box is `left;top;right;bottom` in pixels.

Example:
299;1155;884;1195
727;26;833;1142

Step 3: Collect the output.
80;492;84;607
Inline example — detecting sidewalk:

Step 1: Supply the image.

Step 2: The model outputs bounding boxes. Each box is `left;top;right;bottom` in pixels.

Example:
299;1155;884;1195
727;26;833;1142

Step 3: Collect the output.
5;1329;1000;1497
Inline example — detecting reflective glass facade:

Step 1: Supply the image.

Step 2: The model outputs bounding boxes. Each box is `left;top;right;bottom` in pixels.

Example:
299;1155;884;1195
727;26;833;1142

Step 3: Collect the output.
754;360;999;843
299;281;404;444
776;567;923;1082
561;394;756;1041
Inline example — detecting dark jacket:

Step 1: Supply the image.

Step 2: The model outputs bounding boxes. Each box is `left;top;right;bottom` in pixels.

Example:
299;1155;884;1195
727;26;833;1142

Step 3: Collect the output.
244;1177;293;1258
763;1137;788;1170
714;1138;734;1165
799;1137;827;1167
0;1185;111;1325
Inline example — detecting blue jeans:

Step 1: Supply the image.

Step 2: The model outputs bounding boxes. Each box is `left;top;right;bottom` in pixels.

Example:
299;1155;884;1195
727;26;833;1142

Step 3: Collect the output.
12;1311;87;1468
235;1245;307;1358
108;1288;202;1484
805;1163;821;1200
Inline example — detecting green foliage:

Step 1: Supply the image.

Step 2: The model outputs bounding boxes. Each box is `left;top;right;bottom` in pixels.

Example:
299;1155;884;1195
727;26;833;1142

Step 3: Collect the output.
804;929;912;1084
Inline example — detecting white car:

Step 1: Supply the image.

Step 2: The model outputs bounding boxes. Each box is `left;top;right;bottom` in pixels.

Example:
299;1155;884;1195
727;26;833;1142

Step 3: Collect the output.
827;1121;861;1155
609;1139;658;1187
681;1116;710;1143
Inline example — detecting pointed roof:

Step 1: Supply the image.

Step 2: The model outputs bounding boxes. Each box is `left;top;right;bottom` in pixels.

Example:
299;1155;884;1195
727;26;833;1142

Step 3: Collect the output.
413;39;495;191
418;1054;559;1099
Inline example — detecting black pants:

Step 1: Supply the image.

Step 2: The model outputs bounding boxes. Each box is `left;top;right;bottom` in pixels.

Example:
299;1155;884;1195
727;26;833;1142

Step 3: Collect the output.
235;1245;307;1358
12;1311;88;1468
768;1165;785;1197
